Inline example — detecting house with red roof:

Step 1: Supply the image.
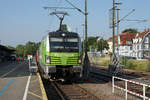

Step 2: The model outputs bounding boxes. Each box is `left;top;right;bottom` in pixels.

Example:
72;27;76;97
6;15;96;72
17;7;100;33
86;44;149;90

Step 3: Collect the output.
107;29;150;59
107;36;117;53
118;32;136;57
107;32;136;57
132;29;150;59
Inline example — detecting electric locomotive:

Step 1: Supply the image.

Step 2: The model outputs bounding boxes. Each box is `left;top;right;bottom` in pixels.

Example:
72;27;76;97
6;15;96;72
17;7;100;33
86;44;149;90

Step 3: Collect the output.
38;30;83;80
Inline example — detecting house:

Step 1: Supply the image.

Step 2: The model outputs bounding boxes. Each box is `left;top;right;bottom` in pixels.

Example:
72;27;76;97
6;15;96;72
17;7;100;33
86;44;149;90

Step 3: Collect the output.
107;36;117;54
107;29;150;59
118;32;136;57
107;32;136;57
132;30;150;59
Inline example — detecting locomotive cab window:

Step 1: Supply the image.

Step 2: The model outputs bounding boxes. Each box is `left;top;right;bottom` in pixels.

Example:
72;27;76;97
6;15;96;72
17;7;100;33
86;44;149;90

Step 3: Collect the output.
66;38;78;42
50;38;63;42
50;37;79;52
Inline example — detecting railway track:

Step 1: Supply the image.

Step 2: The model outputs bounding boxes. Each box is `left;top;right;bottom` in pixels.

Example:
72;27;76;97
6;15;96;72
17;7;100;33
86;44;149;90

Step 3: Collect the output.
41;65;150;100
50;80;99;100
90;72;111;82
91;66;150;84
90;66;150;99
42;77;100;100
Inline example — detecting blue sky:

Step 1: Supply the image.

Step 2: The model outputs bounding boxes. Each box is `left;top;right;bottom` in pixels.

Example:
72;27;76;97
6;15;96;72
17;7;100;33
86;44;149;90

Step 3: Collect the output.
0;0;150;47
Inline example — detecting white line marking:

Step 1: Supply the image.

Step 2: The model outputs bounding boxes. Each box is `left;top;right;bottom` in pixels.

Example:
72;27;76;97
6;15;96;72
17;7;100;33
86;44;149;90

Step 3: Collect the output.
23;73;31;100
1;64;21;78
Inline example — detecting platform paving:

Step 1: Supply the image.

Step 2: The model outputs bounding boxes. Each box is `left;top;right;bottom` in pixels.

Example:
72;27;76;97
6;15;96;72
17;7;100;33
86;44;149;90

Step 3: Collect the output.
0;61;47;100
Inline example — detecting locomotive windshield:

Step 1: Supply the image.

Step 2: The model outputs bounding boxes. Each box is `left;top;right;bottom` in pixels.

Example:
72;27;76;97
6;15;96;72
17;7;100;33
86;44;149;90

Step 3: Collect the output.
50;37;79;52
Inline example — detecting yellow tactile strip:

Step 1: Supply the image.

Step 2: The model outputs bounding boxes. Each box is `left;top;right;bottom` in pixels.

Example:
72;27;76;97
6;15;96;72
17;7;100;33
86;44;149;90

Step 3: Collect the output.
28;91;43;99
37;73;48;100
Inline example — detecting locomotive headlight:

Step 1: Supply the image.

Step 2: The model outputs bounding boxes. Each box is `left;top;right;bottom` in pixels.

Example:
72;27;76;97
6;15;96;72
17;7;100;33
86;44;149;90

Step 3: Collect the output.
62;33;66;37
78;58;82;64
46;56;50;64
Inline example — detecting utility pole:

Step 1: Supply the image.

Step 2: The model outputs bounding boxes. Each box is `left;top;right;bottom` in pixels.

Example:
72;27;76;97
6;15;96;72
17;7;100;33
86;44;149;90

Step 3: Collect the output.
82;24;85;53
85;0;88;55
115;2;122;56
112;0;116;54
83;0;90;80
112;0;122;55
65;0;90;80
117;8;120;56
109;0;122;75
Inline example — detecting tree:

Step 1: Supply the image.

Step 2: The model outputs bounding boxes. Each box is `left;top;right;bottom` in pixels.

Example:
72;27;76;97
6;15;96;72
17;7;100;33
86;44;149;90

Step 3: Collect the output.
122;28;138;33
24;41;36;56
7;46;16;54
16;45;25;57
24;41;40;56
87;37;97;51
97;38;109;53
15;41;40;57
7;46;15;50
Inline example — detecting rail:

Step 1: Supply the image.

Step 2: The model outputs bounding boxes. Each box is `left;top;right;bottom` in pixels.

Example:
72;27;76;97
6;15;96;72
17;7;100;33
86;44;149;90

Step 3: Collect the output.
112;76;150;100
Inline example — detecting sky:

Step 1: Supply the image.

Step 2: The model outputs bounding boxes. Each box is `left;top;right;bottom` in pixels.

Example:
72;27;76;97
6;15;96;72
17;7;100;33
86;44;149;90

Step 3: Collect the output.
0;0;150;47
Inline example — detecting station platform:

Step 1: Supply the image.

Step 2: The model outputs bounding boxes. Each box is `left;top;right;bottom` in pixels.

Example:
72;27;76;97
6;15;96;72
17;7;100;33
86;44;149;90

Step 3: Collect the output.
0;61;48;100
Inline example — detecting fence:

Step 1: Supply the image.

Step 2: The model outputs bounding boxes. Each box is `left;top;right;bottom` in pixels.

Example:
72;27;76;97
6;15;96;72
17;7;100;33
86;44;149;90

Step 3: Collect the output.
112;76;150;100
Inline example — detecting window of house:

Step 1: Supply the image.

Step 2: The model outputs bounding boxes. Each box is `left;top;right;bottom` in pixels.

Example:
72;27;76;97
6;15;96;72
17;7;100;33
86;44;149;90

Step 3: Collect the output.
145;37;149;43
127;41;132;44
144;44;149;50
137;45;139;49
130;46;132;50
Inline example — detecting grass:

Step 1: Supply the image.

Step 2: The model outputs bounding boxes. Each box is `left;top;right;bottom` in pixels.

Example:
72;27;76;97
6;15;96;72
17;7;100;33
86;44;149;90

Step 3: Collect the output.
121;59;150;71
91;56;150;72
95;56;110;66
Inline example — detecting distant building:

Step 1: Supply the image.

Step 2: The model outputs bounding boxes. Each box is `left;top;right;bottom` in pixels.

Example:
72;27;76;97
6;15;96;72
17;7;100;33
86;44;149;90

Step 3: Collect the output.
107;29;150;59
132;30;150;59
107;38;112;53
118;32;136;57
107;37;117;53
0;45;15;62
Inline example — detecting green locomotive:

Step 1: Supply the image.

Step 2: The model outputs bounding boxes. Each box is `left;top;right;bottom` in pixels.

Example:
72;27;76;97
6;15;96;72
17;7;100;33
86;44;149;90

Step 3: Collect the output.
38;31;83;80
